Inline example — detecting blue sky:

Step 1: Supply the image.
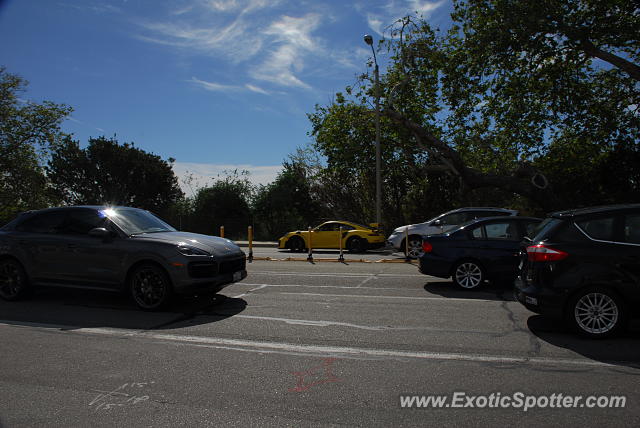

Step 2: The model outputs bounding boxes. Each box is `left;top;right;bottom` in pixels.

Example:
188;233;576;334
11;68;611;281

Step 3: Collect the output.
0;0;453;192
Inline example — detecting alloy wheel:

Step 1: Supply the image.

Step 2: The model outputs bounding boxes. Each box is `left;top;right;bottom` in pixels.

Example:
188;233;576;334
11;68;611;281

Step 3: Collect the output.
454;262;483;289
131;267;169;310
574;292;619;335
0;260;26;300
406;238;424;259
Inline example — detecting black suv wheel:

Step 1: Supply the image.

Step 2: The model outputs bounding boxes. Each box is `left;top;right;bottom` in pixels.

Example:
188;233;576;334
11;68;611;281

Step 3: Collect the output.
567;287;626;339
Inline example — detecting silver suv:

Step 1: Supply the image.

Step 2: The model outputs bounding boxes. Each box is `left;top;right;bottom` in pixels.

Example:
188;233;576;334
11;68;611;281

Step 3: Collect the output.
387;207;519;258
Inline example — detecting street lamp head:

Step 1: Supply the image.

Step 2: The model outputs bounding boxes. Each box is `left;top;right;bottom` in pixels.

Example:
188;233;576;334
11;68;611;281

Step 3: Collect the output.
363;34;373;46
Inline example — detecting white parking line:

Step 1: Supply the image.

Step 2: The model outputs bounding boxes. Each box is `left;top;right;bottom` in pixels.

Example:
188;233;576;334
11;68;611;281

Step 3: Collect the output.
250;271;425;278
0;322;626;368
277;292;498;303
238;282;410;291
233;284;268;298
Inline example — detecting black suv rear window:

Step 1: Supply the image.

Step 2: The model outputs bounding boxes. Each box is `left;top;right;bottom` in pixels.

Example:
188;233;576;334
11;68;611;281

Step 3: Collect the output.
576;217;615;241
624;214;640;244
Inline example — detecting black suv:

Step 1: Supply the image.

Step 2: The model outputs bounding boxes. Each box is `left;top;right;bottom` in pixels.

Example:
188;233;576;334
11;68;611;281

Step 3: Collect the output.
515;204;640;338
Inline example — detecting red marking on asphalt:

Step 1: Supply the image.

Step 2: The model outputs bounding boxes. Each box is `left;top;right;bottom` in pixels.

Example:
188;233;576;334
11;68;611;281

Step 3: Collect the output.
289;358;341;392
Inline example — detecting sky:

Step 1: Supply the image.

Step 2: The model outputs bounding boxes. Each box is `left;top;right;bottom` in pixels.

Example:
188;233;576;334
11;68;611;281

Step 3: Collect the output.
0;0;453;193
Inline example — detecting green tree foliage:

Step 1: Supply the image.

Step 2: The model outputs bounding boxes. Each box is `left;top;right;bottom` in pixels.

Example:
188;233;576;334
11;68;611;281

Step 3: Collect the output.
252;159;321;239
190;171;252;239
0;67;72;223
309;0;638;224
47;136;183;215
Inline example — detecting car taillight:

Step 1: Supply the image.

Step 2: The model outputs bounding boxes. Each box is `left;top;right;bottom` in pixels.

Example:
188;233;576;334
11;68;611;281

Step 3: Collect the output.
526;244;568;262
422;241;433;253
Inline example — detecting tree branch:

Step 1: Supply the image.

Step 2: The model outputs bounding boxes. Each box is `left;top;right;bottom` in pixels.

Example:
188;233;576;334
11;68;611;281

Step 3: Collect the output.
382;106;560;210
580;40;640;82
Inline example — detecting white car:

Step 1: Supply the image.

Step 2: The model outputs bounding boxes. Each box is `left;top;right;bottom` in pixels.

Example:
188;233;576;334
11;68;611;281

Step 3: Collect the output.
387;207;519;258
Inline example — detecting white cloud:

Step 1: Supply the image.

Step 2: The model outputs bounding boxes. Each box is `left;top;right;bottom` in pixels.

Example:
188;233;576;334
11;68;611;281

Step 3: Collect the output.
136;5;325;91
245;84;270;95
249;14;322;89
137;15;262;63
204;0;277;13
172;162;282;195
188;77;270;95
409;0;445;14
364;0;446;37
188;77;239;92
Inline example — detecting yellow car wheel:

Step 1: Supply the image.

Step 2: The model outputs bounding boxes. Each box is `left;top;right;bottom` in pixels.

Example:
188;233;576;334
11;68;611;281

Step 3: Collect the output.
346;236;366;253
288;236;305;252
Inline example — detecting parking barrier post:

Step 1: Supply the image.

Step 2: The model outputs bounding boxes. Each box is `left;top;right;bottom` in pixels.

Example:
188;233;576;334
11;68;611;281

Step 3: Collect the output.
405;226;411;262
307;226;314;262
248;225;253;263
220;225;225;238
339;226;345;262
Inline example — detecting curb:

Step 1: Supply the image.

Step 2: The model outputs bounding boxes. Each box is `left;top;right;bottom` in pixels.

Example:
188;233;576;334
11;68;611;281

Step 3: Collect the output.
235;241;277;248
248;257;418;264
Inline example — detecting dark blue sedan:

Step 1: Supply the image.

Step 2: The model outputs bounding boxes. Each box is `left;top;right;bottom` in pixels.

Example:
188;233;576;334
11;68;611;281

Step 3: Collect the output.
418;216;542;289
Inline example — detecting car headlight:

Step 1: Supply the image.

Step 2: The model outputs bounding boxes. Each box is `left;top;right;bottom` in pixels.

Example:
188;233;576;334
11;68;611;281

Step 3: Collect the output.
177;245;211;256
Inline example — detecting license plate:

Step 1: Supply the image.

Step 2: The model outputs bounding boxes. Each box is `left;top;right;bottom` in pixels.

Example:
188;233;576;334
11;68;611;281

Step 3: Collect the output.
232;271;242;282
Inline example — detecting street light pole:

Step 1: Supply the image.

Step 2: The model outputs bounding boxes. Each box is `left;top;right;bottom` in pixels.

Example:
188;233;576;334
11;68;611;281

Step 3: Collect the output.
364;34;382;226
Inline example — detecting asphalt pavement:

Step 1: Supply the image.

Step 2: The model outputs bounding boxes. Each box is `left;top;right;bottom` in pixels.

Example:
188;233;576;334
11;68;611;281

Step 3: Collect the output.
1;261;639;427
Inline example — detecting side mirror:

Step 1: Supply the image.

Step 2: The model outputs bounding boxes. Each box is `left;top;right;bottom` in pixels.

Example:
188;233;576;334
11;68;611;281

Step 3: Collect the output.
433;219;443;227
89;227;113;239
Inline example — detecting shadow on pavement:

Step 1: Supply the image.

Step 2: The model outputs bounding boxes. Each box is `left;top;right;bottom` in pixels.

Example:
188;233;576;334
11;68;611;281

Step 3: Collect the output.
0;287;247;331
423;280;516;302
527;315;640;369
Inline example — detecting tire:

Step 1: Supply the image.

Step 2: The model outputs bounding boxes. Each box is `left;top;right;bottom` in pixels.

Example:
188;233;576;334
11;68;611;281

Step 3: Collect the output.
567;287;626;339
346;236;366;253
452;260;485;289
129;264;173;311
0;258;30;301
402;236;424;259
288;236;305;253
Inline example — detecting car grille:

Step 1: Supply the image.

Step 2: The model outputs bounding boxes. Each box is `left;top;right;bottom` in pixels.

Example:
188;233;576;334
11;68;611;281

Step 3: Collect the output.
188;262;218;278
188;256;246;278
219;256;246;274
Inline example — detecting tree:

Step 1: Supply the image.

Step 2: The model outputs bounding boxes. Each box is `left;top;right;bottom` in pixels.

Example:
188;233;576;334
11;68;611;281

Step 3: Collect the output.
0;67;72;223
252;159;322;239
47;136;183;215
313;0;638;216
190;171;253;239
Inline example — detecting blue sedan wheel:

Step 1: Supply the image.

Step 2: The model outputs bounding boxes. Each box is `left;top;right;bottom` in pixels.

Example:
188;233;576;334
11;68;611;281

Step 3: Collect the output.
453;261;484;289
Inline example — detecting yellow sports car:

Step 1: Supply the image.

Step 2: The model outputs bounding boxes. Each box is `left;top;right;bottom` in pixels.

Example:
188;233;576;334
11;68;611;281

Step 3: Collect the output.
278;221;385;253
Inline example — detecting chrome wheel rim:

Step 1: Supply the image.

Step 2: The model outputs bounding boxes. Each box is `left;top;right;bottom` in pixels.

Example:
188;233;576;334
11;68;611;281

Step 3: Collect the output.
455;263;482;288
574;293;619;335
407;239;423;258
132;268;167;309
0;262;24;298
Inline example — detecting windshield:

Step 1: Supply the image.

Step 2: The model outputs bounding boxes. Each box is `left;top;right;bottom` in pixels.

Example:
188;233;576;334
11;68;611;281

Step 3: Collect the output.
102;208;176;235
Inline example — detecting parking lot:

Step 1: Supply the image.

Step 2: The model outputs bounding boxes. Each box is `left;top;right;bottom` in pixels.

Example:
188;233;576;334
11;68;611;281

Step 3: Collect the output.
1;257;639;427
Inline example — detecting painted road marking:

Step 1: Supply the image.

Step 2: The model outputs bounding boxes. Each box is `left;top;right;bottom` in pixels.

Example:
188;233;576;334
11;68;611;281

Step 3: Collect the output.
0;321;633;368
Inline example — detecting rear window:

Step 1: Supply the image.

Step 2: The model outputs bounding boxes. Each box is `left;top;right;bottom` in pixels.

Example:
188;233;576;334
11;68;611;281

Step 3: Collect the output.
624;214;640;244
15;211;67;234
576;217;615;241
531;218;563;242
